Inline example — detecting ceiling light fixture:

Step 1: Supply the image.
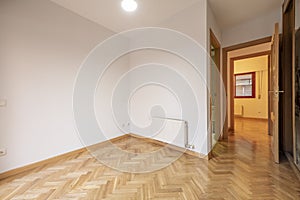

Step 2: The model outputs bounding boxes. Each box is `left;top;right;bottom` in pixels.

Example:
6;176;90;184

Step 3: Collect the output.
121;0;138;12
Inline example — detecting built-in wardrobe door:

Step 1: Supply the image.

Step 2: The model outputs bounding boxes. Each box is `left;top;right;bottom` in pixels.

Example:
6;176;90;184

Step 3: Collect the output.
281;0;295;153
294;0;300;170
295;28;300;169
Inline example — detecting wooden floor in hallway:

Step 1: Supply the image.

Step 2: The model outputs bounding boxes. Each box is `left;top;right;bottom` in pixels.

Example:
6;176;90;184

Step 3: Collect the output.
0;118;300;199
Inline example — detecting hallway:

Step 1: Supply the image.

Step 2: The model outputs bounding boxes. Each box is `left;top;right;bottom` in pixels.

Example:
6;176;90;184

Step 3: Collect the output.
0;119;299;199
227;118;300;199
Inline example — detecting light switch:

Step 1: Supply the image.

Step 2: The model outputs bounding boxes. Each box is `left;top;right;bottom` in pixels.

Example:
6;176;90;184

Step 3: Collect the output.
0;148;7;156
0;99;7;107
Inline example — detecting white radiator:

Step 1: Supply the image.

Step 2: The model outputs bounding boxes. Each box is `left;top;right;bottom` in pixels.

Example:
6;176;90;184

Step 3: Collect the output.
152;117;194;149
234;105;244;117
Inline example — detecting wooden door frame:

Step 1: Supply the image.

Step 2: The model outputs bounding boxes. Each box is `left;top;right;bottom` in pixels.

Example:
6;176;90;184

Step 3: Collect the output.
210;29;221;70
222;36;272;139
294;28;300;166
292;18;296;165
283;0;292;13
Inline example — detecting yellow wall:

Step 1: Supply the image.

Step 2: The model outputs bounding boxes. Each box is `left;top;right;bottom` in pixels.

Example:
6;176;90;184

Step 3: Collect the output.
234;55;269;119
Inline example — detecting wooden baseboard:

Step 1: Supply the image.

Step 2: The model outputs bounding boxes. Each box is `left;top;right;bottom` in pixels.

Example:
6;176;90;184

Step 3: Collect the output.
128;133;208;159
0;134;128;181
0;133;208;180
234;116;268;121
228;128;234;135
0;148;86;181
234;115;243;118
88;134;129;150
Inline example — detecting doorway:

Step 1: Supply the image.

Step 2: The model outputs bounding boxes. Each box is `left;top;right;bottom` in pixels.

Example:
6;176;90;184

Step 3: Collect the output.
222;33;281;164
209;29;221;154
222;37;272;139
231;53;270;125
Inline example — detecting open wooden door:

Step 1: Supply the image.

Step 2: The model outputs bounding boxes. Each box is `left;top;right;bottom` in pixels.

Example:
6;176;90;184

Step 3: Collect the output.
269;23;280;163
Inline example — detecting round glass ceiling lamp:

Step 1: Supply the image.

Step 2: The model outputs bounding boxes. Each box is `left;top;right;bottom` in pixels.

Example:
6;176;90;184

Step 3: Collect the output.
121;0;138;12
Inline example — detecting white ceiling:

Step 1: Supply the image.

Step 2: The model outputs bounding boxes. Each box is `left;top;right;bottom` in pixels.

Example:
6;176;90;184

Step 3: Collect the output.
51;0;283;33
208;0;283;29
50;0;200;33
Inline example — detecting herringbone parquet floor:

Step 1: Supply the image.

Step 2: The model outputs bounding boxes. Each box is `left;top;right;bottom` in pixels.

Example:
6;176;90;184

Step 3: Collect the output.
0;118;300;199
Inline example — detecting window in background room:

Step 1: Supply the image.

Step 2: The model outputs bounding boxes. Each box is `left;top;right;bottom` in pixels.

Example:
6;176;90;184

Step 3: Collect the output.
234;72;255;98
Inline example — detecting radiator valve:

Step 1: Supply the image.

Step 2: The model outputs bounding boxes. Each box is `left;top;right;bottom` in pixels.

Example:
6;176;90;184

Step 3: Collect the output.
185;144;195;149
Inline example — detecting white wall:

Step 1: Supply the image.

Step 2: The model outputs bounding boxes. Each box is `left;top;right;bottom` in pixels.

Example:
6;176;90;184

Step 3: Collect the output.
94;55;131;140
159;1;207;47
127;1;210;154
127;50;207;152
0;0;127;173
0;0;216;173
222;7;282;47
207;3;222;46
234;56;269;119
